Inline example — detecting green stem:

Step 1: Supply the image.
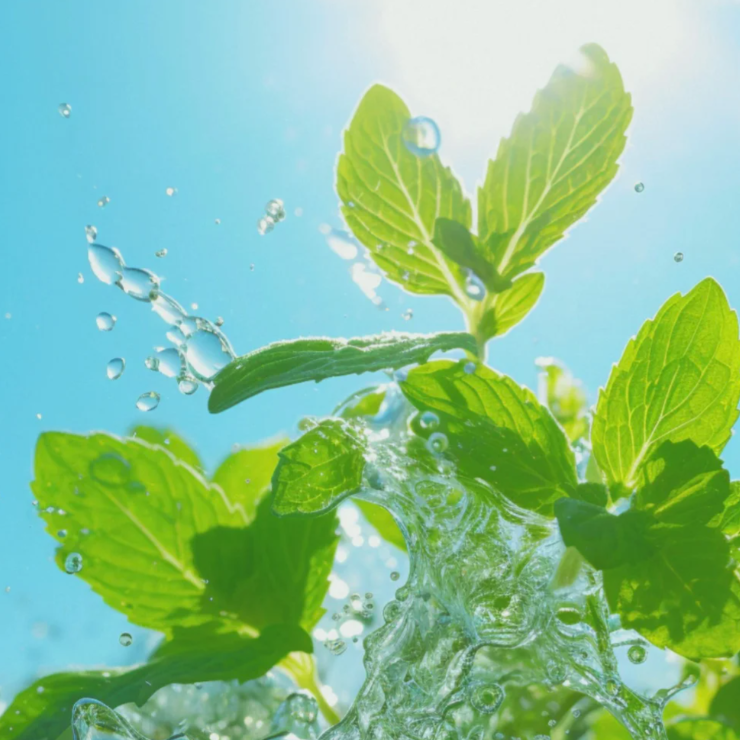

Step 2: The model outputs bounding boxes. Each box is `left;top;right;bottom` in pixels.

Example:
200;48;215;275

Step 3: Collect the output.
279;652;341;726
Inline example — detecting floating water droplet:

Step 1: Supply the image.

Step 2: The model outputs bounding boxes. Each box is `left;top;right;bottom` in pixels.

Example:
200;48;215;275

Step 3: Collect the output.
464;270;486;301
427;432;449;455
324;638;347;655
257;216;275;235
165;187;177;197
215;316;224;327
214;218;221;225
119;632;133;647
88;244;124;285
464;362;476;375
572;709;581;718
674;252;684;263
85;225;97;243
96;312;116;331
64;552;83;574
390;571;400;581
97;196;110;208
145;356;160;371
402;116;441;157
294;207;303;217
469;682;504;714
58;103;72;118
36;413;42;419
183;322;235;380
634;182;645;193
323;227;359;260
90;453;131;486
250;263;255;271
402;309;414;321
58;529;67;538
628;645;648;664
106;358;125;380
77;272;84;284
136;391;160;412
155;248;167;258
119;267;160;302
420;411;440;430
266;198;286;221
605;678;621;696
151;293;187;325
178;375;199;395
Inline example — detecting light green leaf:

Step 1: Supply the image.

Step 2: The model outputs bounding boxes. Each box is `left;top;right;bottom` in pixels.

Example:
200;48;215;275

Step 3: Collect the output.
0;624;310;740
32;432;250;633
719;481;740;536
592;278;740;490
209;331;476;413
272;419;367;516
535;357;590;443
356;499;407;552
129;425;203;472
400;360;577;512
477;43;632;279
667;719;739;740
475;272;545;342
336;84;472;303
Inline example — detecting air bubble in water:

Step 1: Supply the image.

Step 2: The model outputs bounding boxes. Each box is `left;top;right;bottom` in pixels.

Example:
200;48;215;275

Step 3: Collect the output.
464;270;486;301
390;571;400;581
402;116;441;157
155;248;167;258
106;358;125;380
88;244;124;285
402;309;414;321
257;216;275;235
324;638;347;655
65;553;83;574
606;679;621;696
97;196;110;208
214;218;221;225
178;376;199;395
420;411;440;430
469;682;504;714
77;273;84;284
85;225;97;243
58;103;72;118
136;392;160;412
183;322;235;380
151;293;187;325
58;529;67;538
628;645;648;664
215;316;224;327
119;267;160;301
165;187;177;197
674;252;684;263
427;432;449;455
464;362;476;375
96;312;116;331
151;348;184;377
266;199;286;221
634;182;645;193
145;356;159;371
119;632;133;647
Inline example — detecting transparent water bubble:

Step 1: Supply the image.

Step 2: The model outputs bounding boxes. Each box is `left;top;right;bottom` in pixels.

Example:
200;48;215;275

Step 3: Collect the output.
674;252;684;263
324;638;347;655
402;116;441;157
119;632;133;647
145;355;160;371
155;248;167;258
64;552;83;574
58;103;72;118
183;322;235;380
106;358;125;380
464;270;486;301
469;682;505;714
628;645;648;664
88;244;124;285
426;432;449;455
165;187;177;197
153;348;184;377
177;376;199;395
97;196;110;208
463;362;476;375
257;216;275;235
58;529;67;538
402;309;414;321
266;199;286;221
214;218;221;225
136;391;160;412
390;571;400;581
419;411;440;430
606;679;621;697
151;293;187;325
90;453;131;486
77;272;85;284
85;225;97;243
634;182;645;193
96;312;116;331
119;267;160;302
215;316;224;327
166;326;187;347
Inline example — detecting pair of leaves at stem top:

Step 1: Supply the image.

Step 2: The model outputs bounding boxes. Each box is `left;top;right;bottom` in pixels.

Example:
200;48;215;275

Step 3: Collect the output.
1;426;338;740
337;43;632;346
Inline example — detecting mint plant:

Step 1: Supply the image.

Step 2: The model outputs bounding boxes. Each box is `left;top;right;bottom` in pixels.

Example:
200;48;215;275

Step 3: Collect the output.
3;42;740;740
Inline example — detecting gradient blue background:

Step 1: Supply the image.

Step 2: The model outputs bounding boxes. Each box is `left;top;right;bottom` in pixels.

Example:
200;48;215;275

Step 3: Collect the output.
2;0;740;715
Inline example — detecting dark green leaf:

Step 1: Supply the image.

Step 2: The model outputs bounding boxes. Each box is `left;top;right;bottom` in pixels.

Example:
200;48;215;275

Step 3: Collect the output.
209;332;477;414
569;482;608;507
400;360;577;512
272;419;367;516
0;624;309;740
711;676;740;731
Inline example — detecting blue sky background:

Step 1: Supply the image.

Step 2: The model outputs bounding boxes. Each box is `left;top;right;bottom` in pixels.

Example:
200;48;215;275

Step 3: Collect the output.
2;0;740;715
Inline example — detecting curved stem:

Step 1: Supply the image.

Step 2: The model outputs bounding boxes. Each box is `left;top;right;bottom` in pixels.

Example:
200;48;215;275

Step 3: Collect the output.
279;652;341;726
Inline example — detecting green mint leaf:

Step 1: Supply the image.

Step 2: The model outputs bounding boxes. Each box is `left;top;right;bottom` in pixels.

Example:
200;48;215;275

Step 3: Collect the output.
272;419;367;516
356;499;407;552
335;385;387;419
191;495;339;631
569;481;608;507
209;331;476;413
336;84;472;302
710;676;740;733
667;719;739;740
32;432;250;633
400;360;577;512
129;425;203;472
720;481;740;536
477;44;632;280
475;272;545;343
535;357;590;443
592;278;740;491
0;624;309;740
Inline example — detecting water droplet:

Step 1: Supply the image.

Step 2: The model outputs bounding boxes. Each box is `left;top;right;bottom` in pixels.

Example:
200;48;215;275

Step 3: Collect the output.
402;116;441;157
634;182;645;193
77;272;84;284
36;413;42;420
605;678;621;697
183;322;235;380
178;376;199;395
390;571;400;581
628;645;647;664
151;293;187;325
58;529;67;538
119;632;133;647
257;216;275;235
58;103;72;118
266;199;286;221
402;309;414;321
427;432;449;455
214;218;221;225
324;227;359;260
324;638;347;655
464;362;476;375
96;312;116;331
136;392;160;412
97;196;110;208
90;453;131;486
165;187;177;197
469;682;505;714
106;358;125;380
155;248;167;258
64;553;83;574
572;709;581;719
464;270;486;301
215;316;224;327
85;225;97;243
145;356;160;371
119;267;160;302
88;244;124;285
419;411;440;430
673;252;684;263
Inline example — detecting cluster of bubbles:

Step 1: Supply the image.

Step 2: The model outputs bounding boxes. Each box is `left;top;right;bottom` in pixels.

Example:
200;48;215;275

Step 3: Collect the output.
258;198;286;235
87;237;237;410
